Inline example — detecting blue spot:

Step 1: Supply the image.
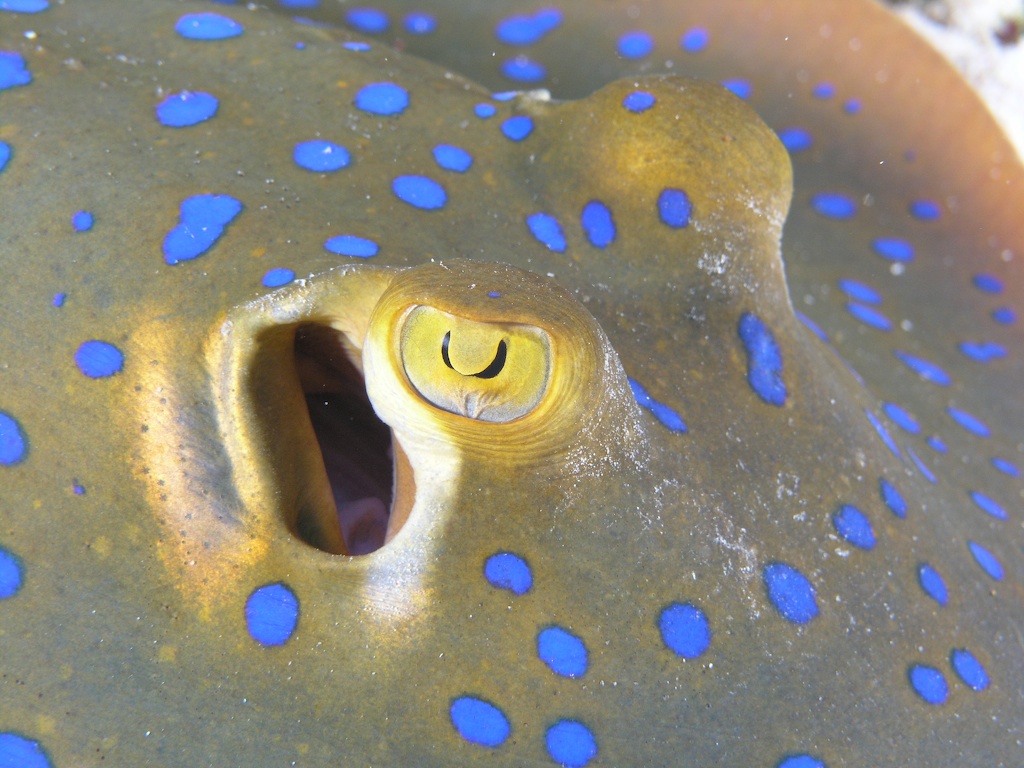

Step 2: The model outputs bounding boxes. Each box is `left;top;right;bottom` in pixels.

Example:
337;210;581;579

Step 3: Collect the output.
833;505;876;550
0;734;51;768
883;402;920;434
526;212;566;253
0;52;31;90
342;41;371;52
658;602;711;659
968;541;1003;581
778;757;826;768
580;201;616;248
950;649;989;691
844;98;862;114
0;140;9;172
484;552;532;595
879;478;907;519
991;306;1015;325
627;378;687;433
778;127;813;153
324;234;379;258
162;193;242;264
811;82;835;99
450;697;510;748
52;292;66;308
392;175;446;210
74;341;123;378
972;273;1003;294
722;79;752;100
245;582;299;646
433;144;473;173
737;313;786;407
991;457;1019;477
545;720;597;768
908;664;948;705
947;406;990;437
262;268;294;288
474;103;496;119
71;210;94;232
907;447;937;484
763;562;818;624
811;193;856;219
927;435;948;453
894;350;951;386
488;291;501;299
345;7;388;34
680;27;709;53
155;91;219;127
909;199;941;220
917;563;948;606
279;0;318;7
293;140;350;172
846;302;891;331
501;115;534;141
872;237;915;262
494;8;562;45
0;413;28;466
537;626;588;678
0;0;49;11
865;410;900;458
796;310;828;342
0;548;23;599
617;30;654;59
969;490;1007;520
622;90;656;113
175;12;243;40
501;55;546;82
837;279;881;305
404;12;436;35
72;482;85;496
657;188;692;228
354;82;408;115
959;341;1006;362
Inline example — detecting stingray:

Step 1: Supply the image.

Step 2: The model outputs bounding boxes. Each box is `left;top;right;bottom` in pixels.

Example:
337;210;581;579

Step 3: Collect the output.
0;0;1022;766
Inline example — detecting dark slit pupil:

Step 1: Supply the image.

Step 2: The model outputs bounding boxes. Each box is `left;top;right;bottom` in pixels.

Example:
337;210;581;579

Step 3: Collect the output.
441;331;508;379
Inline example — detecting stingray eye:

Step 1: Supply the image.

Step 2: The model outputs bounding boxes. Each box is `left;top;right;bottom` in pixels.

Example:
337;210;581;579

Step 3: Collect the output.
400;306;550;422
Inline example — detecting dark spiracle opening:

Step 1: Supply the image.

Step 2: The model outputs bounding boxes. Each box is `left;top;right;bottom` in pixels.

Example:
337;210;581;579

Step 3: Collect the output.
293;324;394;555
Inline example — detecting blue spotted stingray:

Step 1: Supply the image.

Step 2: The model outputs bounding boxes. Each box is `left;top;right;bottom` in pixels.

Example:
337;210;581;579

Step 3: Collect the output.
1;1;1023;766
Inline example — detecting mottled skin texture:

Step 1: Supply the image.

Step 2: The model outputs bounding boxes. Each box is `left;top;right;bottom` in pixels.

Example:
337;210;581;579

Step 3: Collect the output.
1;1;1023;767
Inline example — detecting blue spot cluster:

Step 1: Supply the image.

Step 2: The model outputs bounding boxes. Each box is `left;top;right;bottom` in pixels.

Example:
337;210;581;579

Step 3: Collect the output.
459;551;603;765
737;313;787;406
245;582;300;646
162;193;243;264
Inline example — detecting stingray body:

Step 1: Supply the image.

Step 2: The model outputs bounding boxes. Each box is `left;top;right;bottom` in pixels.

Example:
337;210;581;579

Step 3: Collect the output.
0;1;1022;766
